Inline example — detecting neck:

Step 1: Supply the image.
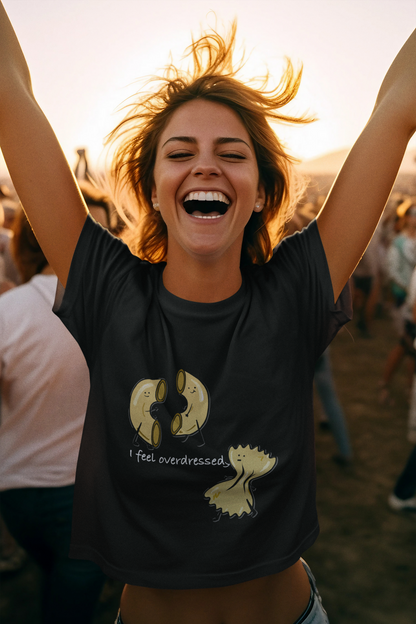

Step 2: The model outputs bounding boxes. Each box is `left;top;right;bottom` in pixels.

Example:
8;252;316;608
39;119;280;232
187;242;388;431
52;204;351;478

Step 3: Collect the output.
162;254;243;303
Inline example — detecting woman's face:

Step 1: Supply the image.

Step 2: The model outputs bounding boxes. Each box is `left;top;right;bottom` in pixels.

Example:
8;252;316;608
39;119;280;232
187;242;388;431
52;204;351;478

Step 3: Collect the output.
152;99;265;265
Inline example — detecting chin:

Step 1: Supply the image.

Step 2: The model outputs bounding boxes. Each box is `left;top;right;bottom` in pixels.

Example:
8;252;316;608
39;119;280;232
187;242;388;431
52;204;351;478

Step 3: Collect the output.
189;246;224;261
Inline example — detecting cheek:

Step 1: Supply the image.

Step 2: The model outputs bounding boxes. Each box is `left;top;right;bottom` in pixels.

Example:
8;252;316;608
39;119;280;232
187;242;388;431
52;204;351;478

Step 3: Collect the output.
153;166;183;200
241;165;260;191
240;176;260;206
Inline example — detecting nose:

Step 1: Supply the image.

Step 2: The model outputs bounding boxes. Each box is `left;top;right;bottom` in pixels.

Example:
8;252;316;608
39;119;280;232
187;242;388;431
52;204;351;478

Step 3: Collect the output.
191;154;221;178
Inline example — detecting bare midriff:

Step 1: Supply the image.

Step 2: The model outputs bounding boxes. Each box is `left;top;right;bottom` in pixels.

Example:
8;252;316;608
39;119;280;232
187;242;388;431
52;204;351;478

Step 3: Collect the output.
120;559;311;624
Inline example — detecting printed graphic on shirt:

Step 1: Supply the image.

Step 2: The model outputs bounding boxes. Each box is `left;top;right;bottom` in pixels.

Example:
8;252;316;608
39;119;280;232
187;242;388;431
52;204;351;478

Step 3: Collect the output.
204;445;277;520
129;378;167;449
171;369;210;447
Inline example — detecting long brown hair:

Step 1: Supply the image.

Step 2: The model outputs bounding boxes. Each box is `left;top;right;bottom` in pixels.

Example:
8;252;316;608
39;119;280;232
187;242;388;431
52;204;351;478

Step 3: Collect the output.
107;21;315;265
12;208;48;283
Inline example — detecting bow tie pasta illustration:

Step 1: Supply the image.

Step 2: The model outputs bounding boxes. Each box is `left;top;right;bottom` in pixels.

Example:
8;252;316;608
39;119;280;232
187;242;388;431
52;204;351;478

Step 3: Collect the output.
171;369;210;446
129;378;167;449
204;445;277;520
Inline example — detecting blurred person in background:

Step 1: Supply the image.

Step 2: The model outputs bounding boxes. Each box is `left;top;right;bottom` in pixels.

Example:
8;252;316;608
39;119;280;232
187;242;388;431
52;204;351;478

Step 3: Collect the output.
388;264;416;512
0;196;20;291
0;186;21;572
0;203;8;288
78;178;113;230
0;183;17;229
289;203;353;465
379;201;416;404
352;225;383;339
0;194;22;575
0;208;106;623
314;347;353;466
74;146;127;237
388;446;416;511
74;147;92;183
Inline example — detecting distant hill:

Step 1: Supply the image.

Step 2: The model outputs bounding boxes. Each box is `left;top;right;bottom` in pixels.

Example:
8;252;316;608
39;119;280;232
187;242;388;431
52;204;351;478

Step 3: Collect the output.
299;147;416;175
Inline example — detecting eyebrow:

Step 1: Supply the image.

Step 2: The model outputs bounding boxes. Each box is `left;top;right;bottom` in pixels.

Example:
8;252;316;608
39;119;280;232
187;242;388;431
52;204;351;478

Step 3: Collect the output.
161;136;252;149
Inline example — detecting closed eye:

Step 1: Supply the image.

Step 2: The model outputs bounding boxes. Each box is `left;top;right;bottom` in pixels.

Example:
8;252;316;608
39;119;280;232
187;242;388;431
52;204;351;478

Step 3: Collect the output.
166;150;247;161
220;152;246;160
167;151;194;159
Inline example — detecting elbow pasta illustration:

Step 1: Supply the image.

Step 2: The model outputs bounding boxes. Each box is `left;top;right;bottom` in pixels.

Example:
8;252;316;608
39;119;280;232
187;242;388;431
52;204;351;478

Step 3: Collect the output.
204;445;277;520
129;378;167;449
171;369;210;446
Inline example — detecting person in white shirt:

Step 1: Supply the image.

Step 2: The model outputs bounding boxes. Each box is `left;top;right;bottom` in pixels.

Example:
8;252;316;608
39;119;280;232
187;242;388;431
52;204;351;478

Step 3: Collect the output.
0;208;106;624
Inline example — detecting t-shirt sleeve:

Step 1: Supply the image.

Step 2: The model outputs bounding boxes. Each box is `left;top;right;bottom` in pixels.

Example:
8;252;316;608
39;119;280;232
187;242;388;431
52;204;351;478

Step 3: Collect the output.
273;219;352;360
53;215;136;367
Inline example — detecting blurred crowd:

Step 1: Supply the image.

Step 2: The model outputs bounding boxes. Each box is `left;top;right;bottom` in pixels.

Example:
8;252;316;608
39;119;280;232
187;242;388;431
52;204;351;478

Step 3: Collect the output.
0;151;415;622
295;178;416;514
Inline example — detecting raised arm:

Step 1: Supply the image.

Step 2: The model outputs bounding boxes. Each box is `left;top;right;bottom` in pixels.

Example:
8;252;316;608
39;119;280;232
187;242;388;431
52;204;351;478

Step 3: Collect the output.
316;29;416;301
0;1;88;286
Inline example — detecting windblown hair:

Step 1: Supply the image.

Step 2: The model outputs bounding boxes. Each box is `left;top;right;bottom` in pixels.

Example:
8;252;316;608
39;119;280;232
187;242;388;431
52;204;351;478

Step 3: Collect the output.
78;179;113;229
107;21;315;265
12;207;48;283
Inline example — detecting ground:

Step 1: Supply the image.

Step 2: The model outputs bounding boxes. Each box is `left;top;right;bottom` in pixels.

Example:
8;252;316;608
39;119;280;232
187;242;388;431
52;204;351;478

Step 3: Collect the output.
308;314;416;624
1;311;415;624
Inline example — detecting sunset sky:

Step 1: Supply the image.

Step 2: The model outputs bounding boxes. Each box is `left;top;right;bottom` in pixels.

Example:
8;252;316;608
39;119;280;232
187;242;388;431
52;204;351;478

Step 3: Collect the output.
1;0;416;175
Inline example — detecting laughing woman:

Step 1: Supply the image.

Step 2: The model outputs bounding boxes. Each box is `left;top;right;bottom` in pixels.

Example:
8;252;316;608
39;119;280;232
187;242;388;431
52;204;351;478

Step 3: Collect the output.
0;3;415;623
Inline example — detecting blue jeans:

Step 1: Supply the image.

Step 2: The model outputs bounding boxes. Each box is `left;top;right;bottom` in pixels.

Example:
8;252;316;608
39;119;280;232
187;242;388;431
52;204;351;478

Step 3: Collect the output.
296;560;330;623
0;485;106;624
115;560;329;624
314;347;353;459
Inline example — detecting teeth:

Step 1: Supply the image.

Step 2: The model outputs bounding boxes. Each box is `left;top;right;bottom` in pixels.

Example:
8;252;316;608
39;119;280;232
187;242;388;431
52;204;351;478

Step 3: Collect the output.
193;214;222;219
183;191;230;204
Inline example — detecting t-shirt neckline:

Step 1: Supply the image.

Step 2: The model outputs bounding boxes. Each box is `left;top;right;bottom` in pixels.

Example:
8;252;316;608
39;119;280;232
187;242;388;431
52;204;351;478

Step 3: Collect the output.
157;269;247;314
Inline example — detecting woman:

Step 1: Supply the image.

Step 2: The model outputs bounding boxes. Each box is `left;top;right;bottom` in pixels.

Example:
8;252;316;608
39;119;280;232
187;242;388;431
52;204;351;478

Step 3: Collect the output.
379;202;416;403
0;4;415;623
0;209;106;623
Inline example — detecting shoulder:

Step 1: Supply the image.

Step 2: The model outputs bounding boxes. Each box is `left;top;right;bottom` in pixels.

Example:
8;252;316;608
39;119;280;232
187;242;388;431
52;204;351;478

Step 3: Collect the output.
77;215;150;274
0;274;55;312
0;283;30;338
267;220;322;273
0;281;29;308
245;221;323;295
274;219;319;252
54;216;163;335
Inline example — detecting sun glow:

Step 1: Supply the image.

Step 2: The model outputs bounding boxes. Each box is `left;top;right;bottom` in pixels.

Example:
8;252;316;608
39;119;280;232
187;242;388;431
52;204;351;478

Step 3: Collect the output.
1;0;415;179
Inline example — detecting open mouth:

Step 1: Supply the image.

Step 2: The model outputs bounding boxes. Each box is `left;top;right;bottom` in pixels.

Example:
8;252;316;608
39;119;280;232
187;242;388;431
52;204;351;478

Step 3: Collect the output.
182;191;230;219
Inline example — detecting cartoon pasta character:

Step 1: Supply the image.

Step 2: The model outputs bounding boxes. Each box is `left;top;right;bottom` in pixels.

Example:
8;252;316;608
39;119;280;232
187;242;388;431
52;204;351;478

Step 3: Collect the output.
171;369;210;446
204;445;277;520
129;378;167;449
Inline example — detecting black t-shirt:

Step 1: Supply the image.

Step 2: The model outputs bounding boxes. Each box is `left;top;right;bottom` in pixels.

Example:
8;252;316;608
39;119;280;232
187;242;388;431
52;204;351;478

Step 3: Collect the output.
54;215;351;589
